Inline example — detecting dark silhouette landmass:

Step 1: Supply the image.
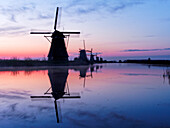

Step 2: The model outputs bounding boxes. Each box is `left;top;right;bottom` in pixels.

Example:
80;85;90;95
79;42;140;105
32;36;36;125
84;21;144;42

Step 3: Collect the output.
124;59;170;66
0;58;114;67
0;58;169;68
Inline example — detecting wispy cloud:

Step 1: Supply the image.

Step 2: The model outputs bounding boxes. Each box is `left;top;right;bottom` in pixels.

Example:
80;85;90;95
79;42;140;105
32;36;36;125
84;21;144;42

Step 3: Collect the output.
76;7;97;15
0;3;35;23
121;73;159;76
0;26;28;36
10;14;17;22
38;14;53;19
122;48;170;52
0;26;25;31
109;1;143;13
64;1;144;17
144;35;156;38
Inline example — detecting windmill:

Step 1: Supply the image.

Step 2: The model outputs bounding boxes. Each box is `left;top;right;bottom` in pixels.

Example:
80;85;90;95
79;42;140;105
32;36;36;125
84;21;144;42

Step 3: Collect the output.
30;7;80;62
86;48;95;64
78;40;89;63
93;52;102;62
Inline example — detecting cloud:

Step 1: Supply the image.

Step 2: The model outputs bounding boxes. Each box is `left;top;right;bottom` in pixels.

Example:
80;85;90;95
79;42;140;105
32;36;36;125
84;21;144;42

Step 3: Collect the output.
76;7;97;15
109;1;143;13
38;14;53;19
0;0;144;36
0;4;36;36
10;14;17;22
121;73;159;76
0;3;35;23
122;48;170;52
29;13;53;21
144;35;156;38
0;26;28;36
0;26;25;32
64;1;143;17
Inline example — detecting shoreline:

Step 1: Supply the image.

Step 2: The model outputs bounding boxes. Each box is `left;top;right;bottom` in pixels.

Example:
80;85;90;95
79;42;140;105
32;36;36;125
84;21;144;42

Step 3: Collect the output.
0;59;169;71
123;59;170;67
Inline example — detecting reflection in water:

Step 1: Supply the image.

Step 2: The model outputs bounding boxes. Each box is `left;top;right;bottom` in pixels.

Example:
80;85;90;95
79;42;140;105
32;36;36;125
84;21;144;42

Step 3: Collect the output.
48;69;68;100
1;64;170;127
10;71;19;76
4;70;47;76
30;66;99;123
79;66;92;88
48;69;69;123
163;69;170;85
79;65;103;87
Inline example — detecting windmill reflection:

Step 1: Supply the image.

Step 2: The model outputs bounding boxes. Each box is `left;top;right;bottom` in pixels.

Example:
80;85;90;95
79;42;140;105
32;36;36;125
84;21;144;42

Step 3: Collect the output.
79;65;103;87
30;65;102;123
163;69;170;85
48;69;69;123
48;69;68;100
31;68;80;123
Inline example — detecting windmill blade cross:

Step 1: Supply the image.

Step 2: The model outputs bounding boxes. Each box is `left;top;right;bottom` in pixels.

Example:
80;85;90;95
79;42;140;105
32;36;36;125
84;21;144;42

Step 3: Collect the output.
61;31;80;34
54;7;59;30
30;32;52;34
30;95;80;98
57;7;62;29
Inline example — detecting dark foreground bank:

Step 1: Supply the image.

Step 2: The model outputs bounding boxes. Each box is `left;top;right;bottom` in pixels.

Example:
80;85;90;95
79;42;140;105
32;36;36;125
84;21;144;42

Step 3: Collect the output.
124;59;170;66
0;59;170;68
0;59;114;67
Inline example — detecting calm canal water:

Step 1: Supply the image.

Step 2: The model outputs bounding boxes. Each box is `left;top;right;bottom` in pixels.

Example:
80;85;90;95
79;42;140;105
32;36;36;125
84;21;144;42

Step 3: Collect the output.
0;63;170;128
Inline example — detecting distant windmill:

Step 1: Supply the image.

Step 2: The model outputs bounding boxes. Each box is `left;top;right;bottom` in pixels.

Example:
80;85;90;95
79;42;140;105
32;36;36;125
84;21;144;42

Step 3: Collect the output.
78;40;89;62
93;52;102;62
78;40;102;64
30;7;80;62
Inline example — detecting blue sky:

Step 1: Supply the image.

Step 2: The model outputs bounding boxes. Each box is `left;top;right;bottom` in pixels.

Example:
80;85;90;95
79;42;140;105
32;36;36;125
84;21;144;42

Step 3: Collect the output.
0;0;170;60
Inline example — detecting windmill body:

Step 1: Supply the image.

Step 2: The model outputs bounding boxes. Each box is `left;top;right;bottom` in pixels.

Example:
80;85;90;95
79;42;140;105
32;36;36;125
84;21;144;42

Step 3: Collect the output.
48;30;68;61
79;50;89;62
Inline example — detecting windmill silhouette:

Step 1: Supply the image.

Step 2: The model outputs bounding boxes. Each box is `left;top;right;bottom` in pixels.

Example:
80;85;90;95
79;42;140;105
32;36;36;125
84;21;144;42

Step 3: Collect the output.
30;68;80;123
30;66;103;123
30;7;80;62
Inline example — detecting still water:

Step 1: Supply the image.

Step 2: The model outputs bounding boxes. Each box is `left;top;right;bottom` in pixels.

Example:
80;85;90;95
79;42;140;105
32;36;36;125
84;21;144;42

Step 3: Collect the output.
0;63;170;128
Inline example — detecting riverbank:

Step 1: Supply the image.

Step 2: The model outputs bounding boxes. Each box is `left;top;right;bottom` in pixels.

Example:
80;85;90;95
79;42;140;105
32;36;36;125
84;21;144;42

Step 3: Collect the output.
123;59;170;66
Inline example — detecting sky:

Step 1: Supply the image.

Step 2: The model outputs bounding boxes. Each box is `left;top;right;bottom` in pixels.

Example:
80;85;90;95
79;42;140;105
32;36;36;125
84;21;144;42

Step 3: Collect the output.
0;0;170;60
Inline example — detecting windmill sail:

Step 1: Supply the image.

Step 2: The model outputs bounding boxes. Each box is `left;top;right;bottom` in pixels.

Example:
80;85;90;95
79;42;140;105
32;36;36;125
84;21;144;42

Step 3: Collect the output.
30;32;52;34
54;7;59;30
30;7;80;62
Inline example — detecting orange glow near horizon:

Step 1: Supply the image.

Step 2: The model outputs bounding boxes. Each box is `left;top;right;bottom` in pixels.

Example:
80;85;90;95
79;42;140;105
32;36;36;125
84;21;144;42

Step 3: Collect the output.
0;35;170;59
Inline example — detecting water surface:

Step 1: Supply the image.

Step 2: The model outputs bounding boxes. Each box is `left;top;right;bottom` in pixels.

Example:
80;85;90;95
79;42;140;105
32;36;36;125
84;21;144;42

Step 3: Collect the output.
0;63;170;128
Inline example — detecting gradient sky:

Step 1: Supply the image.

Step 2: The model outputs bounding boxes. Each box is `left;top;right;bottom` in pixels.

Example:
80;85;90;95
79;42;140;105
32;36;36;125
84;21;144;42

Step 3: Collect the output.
0;0;170;60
